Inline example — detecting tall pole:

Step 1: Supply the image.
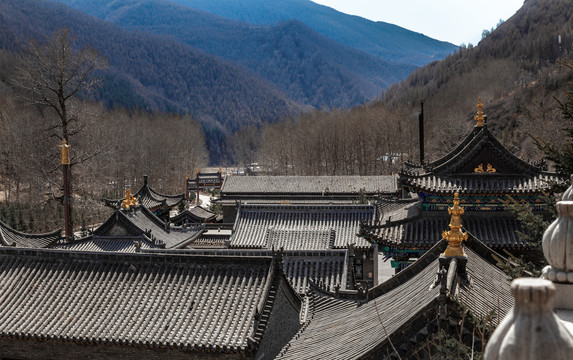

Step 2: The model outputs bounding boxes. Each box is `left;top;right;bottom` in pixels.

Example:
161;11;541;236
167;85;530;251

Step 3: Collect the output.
196;168;200;204
59;140;72;242
419;100;425;164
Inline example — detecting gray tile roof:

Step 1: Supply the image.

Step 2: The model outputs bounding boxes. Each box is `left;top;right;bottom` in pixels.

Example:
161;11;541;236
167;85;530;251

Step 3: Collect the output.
231;204;375;250
222;175;397;195
123;207;201;248
277;239;513;359
0;247;291;353
147;248;349;295
134;179;185;209
400;173;559;194
459;245;514;318
267;229;334;250
0;220;61;248
278;255;441;359
284;252;347;294
105;176;185;211
371;214;528;250
378;198;420;223
399;126;562;194
66;207;204;251
170;206;218;224
54;236;160;252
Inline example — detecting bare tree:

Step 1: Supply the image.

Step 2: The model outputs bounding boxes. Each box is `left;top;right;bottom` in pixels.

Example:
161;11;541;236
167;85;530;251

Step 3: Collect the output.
10;28;107;239
11;27;107;144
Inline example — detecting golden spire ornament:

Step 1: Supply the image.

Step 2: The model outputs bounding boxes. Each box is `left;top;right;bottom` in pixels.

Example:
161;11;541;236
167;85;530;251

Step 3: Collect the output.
474;97;485;127
442;192;468;257
121;188;138;209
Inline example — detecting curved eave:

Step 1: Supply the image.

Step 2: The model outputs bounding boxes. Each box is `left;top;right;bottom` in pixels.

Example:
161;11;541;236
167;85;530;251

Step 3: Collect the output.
400;175;559;195
0;220;62;248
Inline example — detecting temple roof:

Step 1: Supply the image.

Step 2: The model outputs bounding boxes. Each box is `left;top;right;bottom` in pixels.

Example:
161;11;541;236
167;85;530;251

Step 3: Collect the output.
148;248;349;294
367;212;528;250
230;204;375;250
378;197;420;223
134;175;185;209
277;239;513;359
105;175;185;211
170;206;219;224
222;175;397;196
56;206;204;251
0;247;296;354
400;125;560;194
0;220;61;248
54;236;161;252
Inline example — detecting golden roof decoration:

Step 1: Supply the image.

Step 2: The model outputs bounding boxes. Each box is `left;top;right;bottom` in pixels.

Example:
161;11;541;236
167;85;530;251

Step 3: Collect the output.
121;188;139;209
442;192;468;257
474;97;485;127
474;163;496;173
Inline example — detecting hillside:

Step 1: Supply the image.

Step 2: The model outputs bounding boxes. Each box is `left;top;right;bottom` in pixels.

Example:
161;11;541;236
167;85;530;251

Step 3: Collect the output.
0;0;303;163
55;0;415;109
162;0;458;66
379;0;573;159
233;0;573;175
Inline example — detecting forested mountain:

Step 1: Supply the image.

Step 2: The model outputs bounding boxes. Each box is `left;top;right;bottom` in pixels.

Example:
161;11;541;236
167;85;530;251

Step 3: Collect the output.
156;0;458;66
233;0;573;175
0;0;302;162
55;0;415;109
378;0;573;157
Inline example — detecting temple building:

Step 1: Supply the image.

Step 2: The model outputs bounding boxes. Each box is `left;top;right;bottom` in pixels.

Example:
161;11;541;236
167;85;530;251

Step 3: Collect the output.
218;175;397;222
0;248;301;359
230;203;378;288
361;98;561;270
276;194;513;359
55;194;204;252
187;168;224;202
105;175;185;221
170;205;222;225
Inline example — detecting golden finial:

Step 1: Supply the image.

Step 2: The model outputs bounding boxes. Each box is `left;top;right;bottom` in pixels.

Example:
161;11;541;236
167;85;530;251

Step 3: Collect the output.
59;139;70;165
186;173;189;181
442;192;468;257
196;168;199;175
121;188;138;209
474;97;485;127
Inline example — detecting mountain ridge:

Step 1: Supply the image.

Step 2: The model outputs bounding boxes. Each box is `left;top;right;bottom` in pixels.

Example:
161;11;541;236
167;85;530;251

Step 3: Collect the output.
0;0;303;163
167;0;457;66
55;0;415;109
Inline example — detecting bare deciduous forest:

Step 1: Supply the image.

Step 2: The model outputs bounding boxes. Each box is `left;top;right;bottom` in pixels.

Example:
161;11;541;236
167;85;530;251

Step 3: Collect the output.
228;0;573;175
0;90;208;233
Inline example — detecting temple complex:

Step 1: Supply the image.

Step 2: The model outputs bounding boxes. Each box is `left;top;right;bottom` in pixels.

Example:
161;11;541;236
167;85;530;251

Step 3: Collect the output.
1;98;568;358
361;98;561;270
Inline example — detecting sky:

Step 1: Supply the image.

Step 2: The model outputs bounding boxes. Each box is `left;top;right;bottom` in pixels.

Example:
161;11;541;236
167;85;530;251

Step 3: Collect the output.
311;0;524;46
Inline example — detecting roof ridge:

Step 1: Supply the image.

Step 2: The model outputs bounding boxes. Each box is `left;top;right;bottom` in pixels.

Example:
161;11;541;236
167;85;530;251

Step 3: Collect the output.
0;246;275;265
